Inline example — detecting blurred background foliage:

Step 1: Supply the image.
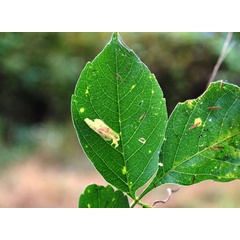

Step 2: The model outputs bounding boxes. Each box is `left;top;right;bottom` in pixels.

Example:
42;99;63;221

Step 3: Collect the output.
0;32;239;207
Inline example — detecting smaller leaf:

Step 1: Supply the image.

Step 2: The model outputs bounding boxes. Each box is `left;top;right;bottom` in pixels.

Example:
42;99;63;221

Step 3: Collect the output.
139;81;240;199
79;184;130;208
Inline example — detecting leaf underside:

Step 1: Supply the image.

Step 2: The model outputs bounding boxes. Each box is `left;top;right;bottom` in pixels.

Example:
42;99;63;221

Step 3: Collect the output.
71;33;167;198
141;81;240;197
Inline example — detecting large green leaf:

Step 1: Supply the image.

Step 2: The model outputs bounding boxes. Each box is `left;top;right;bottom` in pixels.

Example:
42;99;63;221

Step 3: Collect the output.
79;184;130;208
140;81;240;198
71;33;167;198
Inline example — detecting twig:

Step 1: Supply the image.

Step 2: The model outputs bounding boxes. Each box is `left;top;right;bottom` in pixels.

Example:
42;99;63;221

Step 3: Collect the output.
152;186;181;207
207;32;233;87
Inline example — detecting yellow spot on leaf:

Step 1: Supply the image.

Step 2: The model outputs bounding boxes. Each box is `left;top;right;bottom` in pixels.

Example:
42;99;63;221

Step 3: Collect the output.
122;166;127;175
189;117;202;130
87;203;91;208
187;100;194;108
80;108;85;113
85;88;89;94
130;85;135;91
194;118;202;125
225;173;235;178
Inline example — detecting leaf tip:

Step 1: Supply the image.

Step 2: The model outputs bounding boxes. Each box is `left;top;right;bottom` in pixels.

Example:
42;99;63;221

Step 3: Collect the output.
111;32;131;51
111;32;119;41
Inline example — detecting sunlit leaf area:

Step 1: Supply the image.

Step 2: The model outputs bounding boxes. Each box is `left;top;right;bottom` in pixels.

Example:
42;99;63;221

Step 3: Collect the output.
0;32;239;207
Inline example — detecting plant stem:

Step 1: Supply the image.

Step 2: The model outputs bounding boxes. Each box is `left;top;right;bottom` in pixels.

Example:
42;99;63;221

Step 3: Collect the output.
130;199;151;208
130;199;139;208
207;32;233;86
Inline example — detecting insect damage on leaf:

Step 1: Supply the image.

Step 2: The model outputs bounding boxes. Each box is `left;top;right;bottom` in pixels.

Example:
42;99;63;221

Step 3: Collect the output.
189;117;202;130
208;106;221;110
84;118;120;148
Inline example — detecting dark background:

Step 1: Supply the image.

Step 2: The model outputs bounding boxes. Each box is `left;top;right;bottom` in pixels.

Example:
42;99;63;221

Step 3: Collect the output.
0;32;239;207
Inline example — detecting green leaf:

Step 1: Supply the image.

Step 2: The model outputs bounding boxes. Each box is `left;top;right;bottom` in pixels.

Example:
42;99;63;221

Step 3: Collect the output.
71;33;167;198
140;81;240;197
79;184;130;208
